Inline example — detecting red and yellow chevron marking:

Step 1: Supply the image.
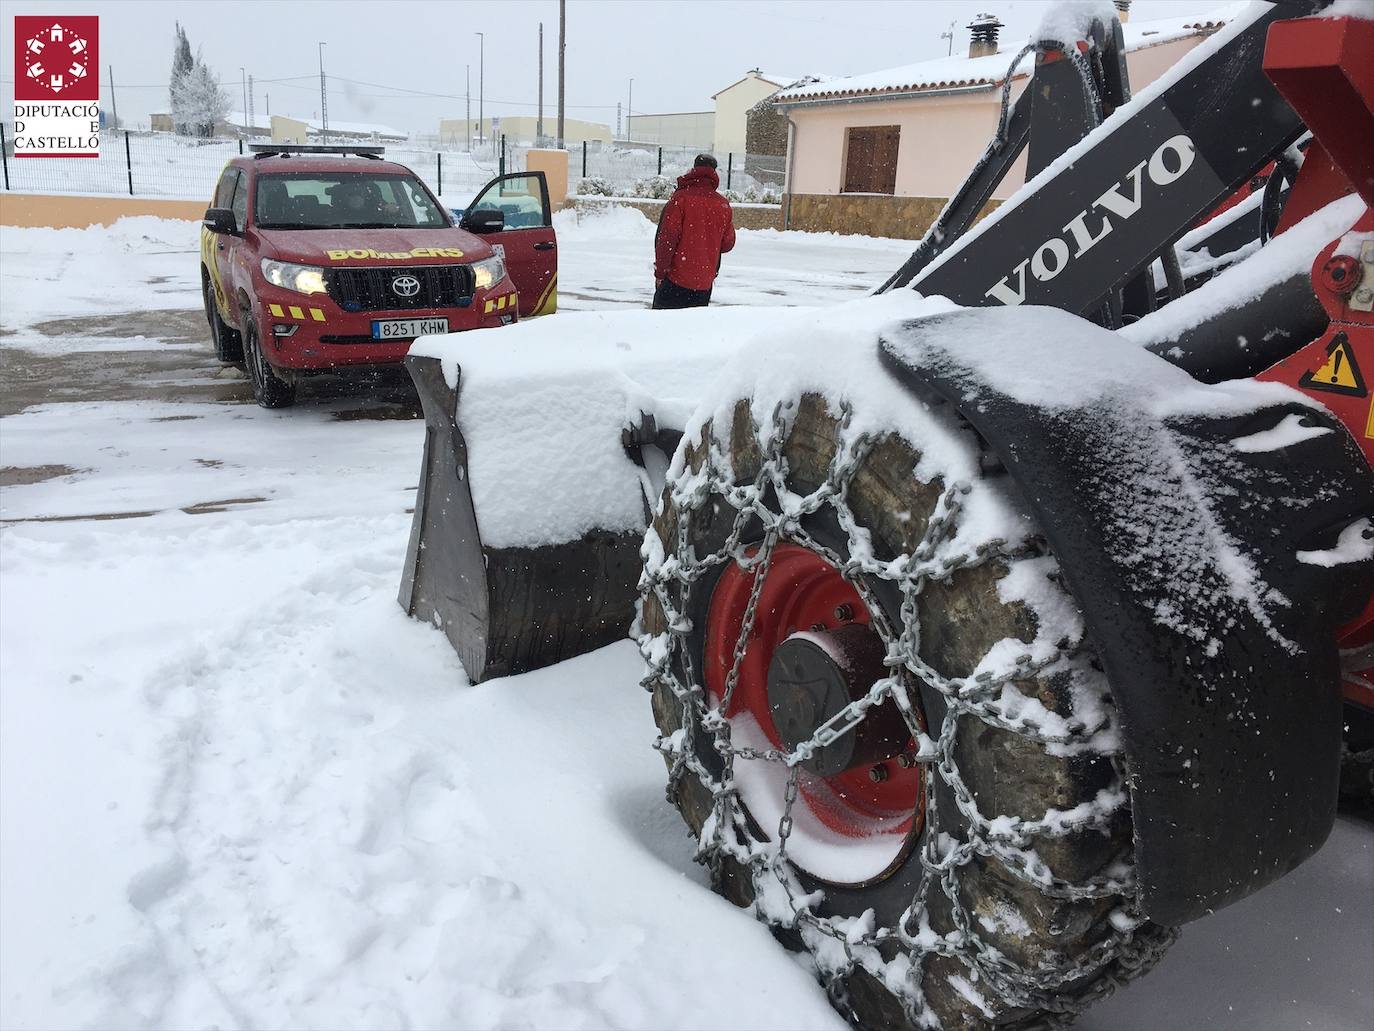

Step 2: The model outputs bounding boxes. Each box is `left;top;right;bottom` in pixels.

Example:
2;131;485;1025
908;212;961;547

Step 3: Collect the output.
483;293;517;315
531;273;558;317
267;304;326;322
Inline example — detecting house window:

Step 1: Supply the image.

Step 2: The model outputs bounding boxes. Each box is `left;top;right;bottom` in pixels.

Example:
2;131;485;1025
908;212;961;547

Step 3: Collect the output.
842;126;900;195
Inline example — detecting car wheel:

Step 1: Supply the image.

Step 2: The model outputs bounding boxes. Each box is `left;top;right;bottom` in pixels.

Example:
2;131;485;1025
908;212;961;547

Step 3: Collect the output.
638;391;1175;1029
242;313;297;409
202;270;243;364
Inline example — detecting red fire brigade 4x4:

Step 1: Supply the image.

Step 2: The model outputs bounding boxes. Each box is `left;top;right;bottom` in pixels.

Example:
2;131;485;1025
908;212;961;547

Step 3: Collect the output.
199;144;557;407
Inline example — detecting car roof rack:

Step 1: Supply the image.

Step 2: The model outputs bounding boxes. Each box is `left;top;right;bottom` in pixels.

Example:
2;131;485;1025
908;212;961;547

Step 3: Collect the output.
248;143;385;159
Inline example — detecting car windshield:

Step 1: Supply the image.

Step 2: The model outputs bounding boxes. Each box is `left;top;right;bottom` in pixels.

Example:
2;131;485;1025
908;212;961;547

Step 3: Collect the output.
254;172;448;230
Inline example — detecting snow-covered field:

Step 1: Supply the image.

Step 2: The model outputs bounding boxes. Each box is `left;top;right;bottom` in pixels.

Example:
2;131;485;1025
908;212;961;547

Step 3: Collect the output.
1;210;1370;1030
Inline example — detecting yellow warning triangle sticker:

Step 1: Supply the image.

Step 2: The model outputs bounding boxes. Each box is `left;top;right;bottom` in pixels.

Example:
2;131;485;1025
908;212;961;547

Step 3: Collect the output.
1300;334;1366;398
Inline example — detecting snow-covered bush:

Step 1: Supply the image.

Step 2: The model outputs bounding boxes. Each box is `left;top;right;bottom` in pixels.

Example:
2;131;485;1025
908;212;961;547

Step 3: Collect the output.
575;176;616;197
722;184;782;205
633;175;674;200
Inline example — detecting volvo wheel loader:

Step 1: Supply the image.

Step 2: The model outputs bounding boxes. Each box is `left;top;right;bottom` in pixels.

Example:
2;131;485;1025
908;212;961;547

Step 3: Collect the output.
397;2;1374;1026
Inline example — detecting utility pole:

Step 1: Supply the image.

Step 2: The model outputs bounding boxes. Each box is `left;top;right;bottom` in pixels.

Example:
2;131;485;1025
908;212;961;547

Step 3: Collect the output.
616;101;621;139
465;64;471;151
475;31;484;149
266;92;270;118
537;22;544;142
108;64;119;130
557;0;565;148
248;74;255;138
318;42;328;138
240;67;248;134
627;78;633;141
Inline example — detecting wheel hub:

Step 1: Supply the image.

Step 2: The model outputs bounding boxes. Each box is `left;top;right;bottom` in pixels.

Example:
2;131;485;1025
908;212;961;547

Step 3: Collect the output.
767;624;909;777
704;542;925;844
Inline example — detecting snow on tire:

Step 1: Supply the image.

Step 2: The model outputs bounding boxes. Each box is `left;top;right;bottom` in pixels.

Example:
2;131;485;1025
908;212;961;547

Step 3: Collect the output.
637;389;1176;1029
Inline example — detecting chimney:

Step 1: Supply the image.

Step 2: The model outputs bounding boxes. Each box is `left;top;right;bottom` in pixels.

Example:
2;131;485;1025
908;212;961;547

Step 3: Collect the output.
1114;0;1131;22
967;13;1003;59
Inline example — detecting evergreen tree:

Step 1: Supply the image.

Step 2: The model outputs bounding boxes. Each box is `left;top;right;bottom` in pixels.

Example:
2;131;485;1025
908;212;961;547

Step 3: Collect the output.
170;23;194;133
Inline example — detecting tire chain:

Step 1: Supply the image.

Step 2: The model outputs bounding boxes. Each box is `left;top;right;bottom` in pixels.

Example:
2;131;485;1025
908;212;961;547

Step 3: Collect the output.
636;399;1177;1028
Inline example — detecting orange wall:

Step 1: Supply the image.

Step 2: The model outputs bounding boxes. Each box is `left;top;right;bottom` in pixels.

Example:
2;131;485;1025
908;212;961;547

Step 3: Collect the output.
0;193;205;229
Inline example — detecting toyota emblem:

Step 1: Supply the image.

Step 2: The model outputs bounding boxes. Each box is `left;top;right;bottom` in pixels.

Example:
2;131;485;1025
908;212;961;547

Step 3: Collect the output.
391;274;421;298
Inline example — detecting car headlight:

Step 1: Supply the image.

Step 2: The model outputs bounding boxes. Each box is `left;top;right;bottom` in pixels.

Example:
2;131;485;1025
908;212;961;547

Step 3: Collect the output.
260;258;327;296
471;253;506;291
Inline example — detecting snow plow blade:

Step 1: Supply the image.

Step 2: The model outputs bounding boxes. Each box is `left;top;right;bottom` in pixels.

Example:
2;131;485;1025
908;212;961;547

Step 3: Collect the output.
880;307;1374;926
397;354;643;682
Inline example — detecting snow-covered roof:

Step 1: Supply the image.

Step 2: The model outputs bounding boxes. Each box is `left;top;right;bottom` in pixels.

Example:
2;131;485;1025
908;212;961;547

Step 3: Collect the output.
774;5;1243;104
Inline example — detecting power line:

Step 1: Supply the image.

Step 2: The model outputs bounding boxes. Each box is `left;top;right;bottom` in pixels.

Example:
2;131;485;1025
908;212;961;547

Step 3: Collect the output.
2;69;621;109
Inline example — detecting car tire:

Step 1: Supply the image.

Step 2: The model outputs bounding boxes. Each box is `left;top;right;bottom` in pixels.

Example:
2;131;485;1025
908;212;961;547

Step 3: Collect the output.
242;313;297;409
638;391;1175;1029
202;269;243;364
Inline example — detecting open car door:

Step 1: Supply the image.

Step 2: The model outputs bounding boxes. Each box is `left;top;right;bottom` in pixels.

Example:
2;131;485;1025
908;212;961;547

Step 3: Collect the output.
462;171;558;318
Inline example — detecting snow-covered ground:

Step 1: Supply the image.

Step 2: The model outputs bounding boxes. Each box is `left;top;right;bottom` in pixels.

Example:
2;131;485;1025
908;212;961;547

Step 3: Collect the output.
1;211;1370;1030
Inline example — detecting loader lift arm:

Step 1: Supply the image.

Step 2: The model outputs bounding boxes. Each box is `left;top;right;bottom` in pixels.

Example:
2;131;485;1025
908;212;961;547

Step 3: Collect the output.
882;1;1315;321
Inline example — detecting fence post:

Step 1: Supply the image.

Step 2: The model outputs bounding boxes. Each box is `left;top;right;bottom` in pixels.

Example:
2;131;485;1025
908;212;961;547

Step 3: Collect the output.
437;152;443;196
727;152;733;190
500;134;506;178
238;137;244;155
0;123;9;191
124;130;134;195
582;140;587;179
657;147;663;176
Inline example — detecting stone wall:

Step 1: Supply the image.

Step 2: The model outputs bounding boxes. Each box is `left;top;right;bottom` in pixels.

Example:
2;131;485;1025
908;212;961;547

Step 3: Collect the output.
784;193;1000;241
568;195;782;231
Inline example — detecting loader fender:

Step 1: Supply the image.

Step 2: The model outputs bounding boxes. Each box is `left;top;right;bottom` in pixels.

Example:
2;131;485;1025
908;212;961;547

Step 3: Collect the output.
878;307;1374;926
398;354;643;681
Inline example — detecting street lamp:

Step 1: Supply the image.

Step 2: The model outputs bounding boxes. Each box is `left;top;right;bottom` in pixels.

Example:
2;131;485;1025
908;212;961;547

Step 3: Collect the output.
318;41;328;138
475;31;485;149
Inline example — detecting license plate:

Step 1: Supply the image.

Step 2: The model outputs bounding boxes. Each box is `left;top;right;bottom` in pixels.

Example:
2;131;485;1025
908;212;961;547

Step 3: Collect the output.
371;317;449;340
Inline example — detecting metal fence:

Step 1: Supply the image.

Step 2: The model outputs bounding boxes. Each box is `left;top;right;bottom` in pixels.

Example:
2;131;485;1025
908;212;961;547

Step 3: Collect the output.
0;127;525;203
571;142;784;202
0;125;783;206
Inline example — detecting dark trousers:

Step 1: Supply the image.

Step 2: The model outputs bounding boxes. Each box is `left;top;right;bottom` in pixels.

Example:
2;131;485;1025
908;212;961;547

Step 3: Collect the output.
652;278;713;309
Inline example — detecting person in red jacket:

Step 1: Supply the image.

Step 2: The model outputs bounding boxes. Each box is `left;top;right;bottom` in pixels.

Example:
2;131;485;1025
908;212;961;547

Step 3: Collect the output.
652;154;736;309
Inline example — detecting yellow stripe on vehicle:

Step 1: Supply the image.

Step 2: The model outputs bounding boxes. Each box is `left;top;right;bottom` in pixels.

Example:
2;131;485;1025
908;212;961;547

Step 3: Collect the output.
310;308;326;322
288;305;305;319
484;299;495;314
532;274;558;317
269;303;285;317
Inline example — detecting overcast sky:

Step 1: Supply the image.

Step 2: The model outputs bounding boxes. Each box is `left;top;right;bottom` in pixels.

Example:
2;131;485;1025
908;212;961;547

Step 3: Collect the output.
4;0;1229;134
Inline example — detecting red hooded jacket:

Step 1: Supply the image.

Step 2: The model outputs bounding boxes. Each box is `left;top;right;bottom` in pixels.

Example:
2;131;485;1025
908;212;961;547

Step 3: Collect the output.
654;165;736;292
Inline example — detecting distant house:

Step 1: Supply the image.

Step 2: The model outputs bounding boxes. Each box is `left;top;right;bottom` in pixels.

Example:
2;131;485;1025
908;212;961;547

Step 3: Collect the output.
773;5;1234;238
215;111;407;143
621;70;821;160
625;110;715;152
438;116;611;148
712;70;804;156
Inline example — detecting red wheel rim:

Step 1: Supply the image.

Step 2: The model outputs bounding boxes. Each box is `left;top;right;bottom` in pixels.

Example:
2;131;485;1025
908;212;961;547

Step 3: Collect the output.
704;543;925;856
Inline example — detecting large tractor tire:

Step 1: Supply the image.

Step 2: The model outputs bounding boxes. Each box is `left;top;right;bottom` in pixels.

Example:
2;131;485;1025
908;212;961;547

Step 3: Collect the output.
638;391;1176;1029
